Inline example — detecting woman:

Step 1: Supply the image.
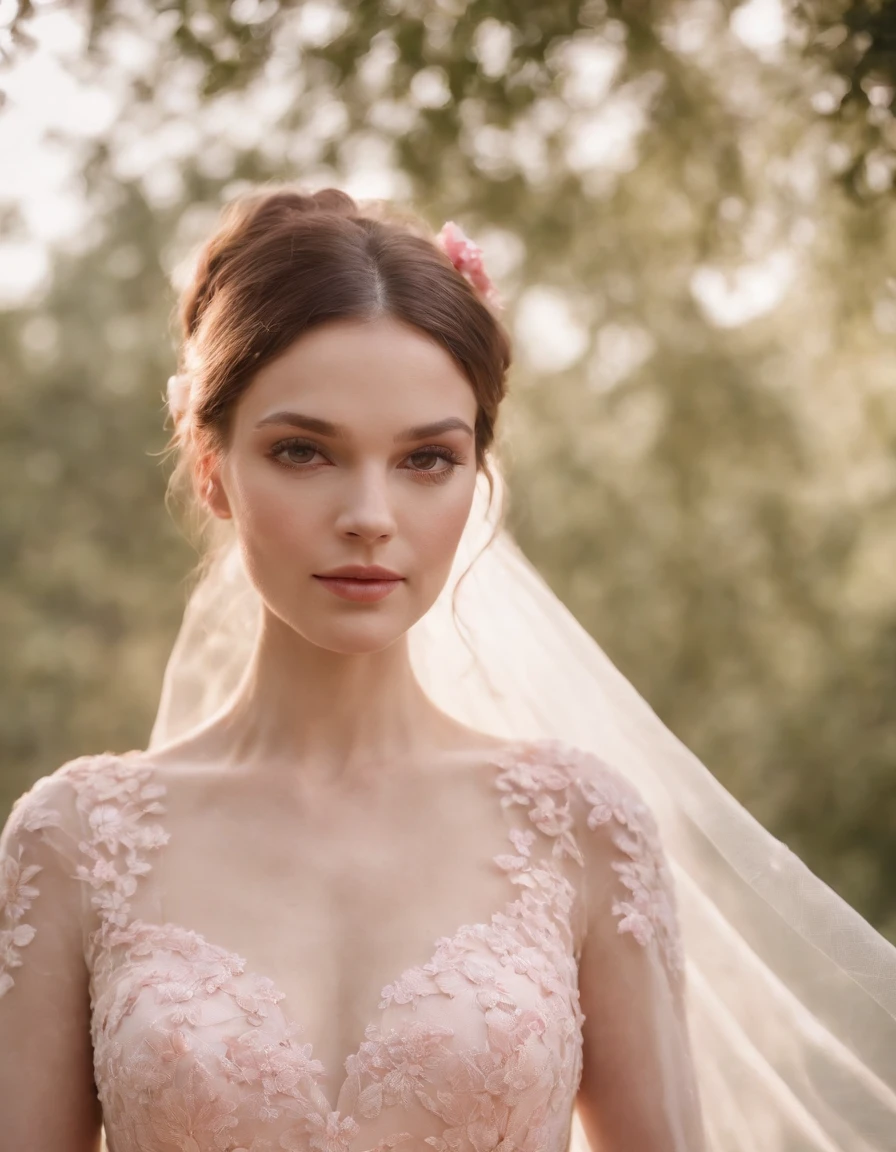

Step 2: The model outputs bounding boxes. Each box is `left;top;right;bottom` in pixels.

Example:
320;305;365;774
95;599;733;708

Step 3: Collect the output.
0;187;893;1152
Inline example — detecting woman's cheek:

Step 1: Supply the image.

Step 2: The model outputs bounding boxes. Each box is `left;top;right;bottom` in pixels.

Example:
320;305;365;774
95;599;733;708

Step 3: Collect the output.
238;468;311;536
418;490;474;567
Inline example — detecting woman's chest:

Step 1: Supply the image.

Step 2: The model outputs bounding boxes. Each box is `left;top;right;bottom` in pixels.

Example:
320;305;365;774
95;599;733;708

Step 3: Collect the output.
81;745;587;1150
91;909;583;1152
89;870;583;1152
91;762;581;1114
149;763;526;992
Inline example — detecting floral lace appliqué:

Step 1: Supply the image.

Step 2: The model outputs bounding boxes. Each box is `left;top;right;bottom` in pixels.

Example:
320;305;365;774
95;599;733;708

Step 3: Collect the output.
0;767;78;997
494;738;685;983
1;738;685;1151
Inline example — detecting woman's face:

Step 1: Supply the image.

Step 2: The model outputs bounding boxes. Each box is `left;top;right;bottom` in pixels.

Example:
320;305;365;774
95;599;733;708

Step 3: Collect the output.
204;315;482;654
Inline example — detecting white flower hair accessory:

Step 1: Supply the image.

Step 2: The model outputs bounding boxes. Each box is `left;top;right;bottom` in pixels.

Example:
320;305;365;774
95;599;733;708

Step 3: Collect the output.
435;221;503;311
166;373;191;424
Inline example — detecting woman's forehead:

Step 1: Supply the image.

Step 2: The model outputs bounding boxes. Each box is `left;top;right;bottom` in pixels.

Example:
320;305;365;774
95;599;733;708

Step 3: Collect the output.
240;318;477;426
259;315;461;374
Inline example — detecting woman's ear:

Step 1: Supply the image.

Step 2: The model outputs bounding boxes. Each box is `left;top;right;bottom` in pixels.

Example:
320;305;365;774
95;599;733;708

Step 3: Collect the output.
194;453;232;521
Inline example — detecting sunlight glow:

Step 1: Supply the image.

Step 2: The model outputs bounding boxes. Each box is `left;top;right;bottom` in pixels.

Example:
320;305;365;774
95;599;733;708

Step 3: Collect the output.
690;250;796;327
515;287;590;373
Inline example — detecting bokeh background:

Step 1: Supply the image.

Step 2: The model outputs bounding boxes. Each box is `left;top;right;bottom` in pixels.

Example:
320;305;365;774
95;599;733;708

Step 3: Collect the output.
1;0;894;944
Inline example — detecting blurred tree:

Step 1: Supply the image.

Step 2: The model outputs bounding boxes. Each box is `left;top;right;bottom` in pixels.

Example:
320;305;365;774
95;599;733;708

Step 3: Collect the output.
1;0;894;942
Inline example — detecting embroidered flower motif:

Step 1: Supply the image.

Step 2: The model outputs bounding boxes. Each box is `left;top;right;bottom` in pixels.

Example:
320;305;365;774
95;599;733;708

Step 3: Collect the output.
125;1042;179;1098
367;1133;415;1151
0;801;61;999
221;977;286;1026
495;748;570;800
493;851;528;876
7;790;63;836
223;1029;326;1099
77;857;120;888
157;973;198;1004
571;747;686;979
0;784;65;999
91;877;139;928
494;824;546;879
379;966;440;1008
0;851;42;922
147;1062;240;1150
527;792;572;840
303;1108;361;1152
509;828;536;857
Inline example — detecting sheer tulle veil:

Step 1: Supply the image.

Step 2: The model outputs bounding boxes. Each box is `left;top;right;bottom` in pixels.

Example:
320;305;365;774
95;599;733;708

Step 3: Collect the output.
149;457;896;1151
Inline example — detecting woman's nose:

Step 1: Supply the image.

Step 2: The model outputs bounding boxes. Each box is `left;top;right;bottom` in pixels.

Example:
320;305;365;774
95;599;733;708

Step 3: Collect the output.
335;473;398;541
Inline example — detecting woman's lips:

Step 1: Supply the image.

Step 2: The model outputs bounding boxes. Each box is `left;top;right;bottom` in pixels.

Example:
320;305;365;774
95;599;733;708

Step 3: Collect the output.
313;576;404;602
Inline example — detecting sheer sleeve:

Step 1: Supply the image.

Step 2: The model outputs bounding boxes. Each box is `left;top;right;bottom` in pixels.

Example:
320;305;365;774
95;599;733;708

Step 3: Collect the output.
0;765;103;1151
572;752;706;1151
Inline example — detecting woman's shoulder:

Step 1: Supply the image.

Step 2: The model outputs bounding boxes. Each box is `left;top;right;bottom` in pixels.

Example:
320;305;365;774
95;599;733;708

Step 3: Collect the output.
0;749;149;1002
492;735;652;816
4;748;156;842
522;738;684;978
4;754;96;837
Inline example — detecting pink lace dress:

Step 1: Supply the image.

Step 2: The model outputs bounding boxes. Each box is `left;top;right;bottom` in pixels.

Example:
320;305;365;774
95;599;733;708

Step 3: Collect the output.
0;737;703;1151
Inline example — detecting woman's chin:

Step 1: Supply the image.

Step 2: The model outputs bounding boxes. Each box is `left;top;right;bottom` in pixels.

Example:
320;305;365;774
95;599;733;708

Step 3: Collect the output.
303;619;412;656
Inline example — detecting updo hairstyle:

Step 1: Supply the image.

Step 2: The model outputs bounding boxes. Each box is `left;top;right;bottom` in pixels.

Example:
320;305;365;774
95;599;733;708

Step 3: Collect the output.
166;186;513;542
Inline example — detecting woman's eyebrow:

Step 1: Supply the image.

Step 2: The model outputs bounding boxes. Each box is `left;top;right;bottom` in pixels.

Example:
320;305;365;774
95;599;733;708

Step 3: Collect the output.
255;412;474;442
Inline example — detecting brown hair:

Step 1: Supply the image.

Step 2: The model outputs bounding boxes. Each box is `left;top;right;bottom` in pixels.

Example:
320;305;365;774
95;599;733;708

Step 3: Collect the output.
166;185;512;542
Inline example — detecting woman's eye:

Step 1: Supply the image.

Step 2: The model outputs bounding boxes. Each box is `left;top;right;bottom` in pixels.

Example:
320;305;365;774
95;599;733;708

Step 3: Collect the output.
409;451;446;471
270;439;321;466
268;439;462;481
406;448;462;482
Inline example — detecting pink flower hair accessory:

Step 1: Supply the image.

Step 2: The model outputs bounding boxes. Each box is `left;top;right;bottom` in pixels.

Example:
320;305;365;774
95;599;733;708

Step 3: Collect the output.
435;220;503;311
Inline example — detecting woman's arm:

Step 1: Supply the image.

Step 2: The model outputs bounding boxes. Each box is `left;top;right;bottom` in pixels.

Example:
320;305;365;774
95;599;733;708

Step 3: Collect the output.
573;756;705;1151
0;771;103;1150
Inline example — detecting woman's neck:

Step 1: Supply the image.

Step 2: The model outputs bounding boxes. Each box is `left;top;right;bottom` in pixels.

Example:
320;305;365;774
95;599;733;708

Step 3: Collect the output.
193;610;453;784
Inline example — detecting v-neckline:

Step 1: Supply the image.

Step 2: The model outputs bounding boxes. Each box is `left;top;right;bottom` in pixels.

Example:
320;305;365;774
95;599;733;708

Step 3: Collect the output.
106;737;564;1120
119;881;540;1120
